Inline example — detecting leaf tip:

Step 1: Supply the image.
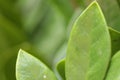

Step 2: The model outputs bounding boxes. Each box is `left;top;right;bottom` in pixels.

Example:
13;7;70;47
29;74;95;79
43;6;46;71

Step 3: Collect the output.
88;0;106;25
89;0;99;8
18;49;24;53
17;49;23;58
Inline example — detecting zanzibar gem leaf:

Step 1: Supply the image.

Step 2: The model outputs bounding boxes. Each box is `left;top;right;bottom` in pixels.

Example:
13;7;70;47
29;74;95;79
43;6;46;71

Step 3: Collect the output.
66;1;111;80
16;49;57;80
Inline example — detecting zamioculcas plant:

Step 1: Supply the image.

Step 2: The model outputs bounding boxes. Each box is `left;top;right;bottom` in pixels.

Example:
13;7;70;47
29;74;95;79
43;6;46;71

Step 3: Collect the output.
16;1;120;80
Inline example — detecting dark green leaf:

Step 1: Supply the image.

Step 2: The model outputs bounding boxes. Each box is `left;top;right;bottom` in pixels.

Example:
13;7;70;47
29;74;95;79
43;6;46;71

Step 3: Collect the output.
56;59;65;80
109;27;120;56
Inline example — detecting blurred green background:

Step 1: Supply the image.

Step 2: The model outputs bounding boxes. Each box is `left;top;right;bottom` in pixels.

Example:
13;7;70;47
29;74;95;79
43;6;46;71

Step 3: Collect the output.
0;0;120;80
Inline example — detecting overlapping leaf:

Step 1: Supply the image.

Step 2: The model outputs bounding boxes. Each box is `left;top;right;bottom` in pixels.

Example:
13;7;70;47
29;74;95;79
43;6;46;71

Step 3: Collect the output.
109;27;120;56
56;59;65;80
105;51;120;80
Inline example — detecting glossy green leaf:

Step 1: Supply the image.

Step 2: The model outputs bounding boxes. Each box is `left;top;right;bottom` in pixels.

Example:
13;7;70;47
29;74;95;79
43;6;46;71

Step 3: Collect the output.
16;49;57;80
105;51;120;80
109;27;120;56
56;59;65;80
66;1;111;80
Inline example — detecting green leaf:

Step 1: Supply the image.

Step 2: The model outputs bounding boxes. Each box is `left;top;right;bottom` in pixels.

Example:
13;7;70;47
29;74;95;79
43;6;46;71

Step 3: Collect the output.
105;51;120;80
16;49;57;80
56;59;65;80
109;27;120;56
66;1;111;80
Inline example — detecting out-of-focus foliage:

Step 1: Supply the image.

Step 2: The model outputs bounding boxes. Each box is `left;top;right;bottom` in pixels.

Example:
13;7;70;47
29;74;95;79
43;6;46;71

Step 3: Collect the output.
0;0;74;80
0;0;120;80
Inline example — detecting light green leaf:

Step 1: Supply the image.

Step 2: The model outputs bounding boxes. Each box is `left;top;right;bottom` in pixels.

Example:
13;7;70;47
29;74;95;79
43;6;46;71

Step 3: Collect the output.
66;1;111;80
16;49;57;80
105;51;120;80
